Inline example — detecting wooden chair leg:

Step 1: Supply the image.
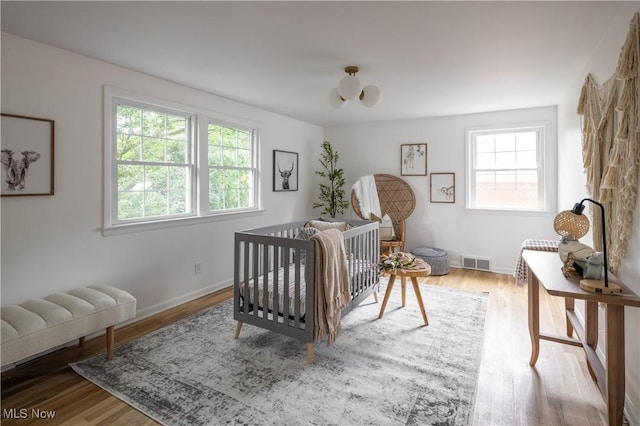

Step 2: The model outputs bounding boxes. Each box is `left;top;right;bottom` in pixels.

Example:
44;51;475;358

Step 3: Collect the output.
234;321;243;339
307;343;314;364
106;326;115;360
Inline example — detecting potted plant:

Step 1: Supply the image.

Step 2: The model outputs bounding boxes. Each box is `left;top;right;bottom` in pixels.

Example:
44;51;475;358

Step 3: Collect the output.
313;141;349;218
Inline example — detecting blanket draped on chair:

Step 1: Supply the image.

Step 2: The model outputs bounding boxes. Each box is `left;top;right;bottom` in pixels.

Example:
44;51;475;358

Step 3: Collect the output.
311;229;351;345
352;175;381;218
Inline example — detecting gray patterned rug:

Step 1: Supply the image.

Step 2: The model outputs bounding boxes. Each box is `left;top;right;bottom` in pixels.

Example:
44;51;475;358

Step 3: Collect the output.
71;282;488;425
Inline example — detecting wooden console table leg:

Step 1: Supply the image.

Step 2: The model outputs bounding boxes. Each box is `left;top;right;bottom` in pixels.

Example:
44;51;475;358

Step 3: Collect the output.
585;300;599;381
606;304;625;426
565;297;575;337
379;274;397;319
528;270;540;366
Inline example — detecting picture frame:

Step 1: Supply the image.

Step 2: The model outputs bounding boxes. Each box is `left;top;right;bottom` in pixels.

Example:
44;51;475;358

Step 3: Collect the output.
400;143;427;176
430;173;455;203
273;150;298;192
1;113;55;196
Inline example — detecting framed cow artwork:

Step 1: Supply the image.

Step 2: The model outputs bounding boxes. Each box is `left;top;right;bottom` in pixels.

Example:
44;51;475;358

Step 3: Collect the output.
1;113;55;196
273;150;298;192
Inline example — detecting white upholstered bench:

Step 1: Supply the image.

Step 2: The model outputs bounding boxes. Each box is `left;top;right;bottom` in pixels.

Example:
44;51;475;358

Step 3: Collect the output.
1;285;136;367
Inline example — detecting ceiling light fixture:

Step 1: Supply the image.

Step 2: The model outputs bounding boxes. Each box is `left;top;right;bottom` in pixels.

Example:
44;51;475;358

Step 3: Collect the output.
329;66;381;109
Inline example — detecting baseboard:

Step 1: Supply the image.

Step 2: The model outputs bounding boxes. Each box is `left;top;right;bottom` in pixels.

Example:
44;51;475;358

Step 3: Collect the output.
133;280;232;323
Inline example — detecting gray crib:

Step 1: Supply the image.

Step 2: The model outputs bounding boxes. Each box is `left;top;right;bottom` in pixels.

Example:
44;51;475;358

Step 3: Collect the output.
233;219;380;363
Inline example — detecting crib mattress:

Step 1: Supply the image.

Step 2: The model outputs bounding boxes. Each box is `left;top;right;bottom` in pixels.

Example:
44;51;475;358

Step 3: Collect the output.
239;259;374;318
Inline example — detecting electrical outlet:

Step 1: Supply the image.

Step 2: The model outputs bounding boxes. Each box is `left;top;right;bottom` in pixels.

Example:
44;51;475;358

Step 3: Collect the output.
194;263;201;274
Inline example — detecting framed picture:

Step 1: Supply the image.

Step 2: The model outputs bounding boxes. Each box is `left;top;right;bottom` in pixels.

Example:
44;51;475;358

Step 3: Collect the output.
273;150;298;192
430;173;455;203
1;113;55;196
400;143;427;176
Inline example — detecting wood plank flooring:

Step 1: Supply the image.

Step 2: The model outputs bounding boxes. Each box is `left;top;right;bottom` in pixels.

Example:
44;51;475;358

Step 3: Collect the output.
1;268;611;425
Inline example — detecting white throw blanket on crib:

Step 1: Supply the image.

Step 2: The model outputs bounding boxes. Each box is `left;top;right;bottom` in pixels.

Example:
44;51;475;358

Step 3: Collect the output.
352;175;381;218
311;229;351;345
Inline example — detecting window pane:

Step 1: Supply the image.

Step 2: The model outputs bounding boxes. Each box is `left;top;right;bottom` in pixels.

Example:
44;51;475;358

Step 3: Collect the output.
142;110;165;138
516;149;537;168
117;134;141;161
118;164;144;191
516;131;537;151
166;116;187;141
146;166;167;191
495;151;516;168
117;105;141;135
145;191;168;216
476;152;494;169
142;137;165;162
237;130;251;149
118;192;143;220
476;135;494;152
495;133;515;152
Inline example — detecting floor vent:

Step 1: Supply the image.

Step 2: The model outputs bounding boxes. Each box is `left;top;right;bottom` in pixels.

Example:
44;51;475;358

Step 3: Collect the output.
461;256;491;272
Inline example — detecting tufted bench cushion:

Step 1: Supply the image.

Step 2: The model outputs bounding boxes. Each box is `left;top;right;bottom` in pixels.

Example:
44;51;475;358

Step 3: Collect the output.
1;285;136;366
411;247;450;276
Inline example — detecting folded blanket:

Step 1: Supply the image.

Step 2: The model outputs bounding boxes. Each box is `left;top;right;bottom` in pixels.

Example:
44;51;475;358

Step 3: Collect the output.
311;229;351;345
352;175;381;218
514;239;559;285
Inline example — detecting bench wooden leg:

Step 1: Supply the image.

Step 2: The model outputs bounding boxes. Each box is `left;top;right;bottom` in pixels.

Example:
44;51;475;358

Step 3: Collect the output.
106;326;115;361
234;321;243;339
78;336;86;347
307;343;314;364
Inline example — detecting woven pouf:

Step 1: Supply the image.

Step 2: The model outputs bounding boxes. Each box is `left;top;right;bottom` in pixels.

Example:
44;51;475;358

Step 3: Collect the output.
411;247;450;276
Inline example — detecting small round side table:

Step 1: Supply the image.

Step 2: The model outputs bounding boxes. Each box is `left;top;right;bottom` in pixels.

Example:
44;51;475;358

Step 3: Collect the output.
378;266;431;325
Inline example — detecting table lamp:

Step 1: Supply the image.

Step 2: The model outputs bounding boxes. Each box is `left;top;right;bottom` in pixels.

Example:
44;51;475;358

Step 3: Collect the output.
553;198;621;294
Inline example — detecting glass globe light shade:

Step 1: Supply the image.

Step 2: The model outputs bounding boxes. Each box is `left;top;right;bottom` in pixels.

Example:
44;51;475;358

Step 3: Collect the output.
328;88;347;109
360;85;381;107
338;74;362;100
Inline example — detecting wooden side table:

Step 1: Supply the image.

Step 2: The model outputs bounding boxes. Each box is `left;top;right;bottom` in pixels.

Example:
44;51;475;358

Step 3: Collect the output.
378;266;431;325
523;250;640;426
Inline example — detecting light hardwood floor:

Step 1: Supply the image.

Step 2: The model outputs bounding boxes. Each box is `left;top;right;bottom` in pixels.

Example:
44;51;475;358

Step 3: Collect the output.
1;268;613;425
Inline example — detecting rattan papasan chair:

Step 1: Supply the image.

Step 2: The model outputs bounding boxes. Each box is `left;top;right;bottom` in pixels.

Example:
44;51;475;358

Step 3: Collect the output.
351;174;416;256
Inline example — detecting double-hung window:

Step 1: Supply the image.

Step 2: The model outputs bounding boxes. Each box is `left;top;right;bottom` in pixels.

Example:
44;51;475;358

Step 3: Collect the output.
466;125;547;211
104;87;259;234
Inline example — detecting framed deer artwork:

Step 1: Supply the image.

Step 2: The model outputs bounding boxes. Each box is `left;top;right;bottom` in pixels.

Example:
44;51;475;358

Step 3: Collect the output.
273;150;298;192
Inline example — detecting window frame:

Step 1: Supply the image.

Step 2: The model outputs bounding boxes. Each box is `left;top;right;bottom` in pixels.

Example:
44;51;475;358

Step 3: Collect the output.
465;122;550;213
103;86;262;236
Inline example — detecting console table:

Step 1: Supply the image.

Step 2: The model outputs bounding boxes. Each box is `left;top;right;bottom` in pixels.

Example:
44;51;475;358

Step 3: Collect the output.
523;250;640;426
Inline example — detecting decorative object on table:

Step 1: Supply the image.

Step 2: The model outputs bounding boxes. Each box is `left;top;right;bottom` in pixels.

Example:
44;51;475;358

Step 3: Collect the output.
272;150;298;192
430;172;455;203
72;285;488;426
400;143;427;176
553;198;621;294
1;113;54;196
328;66;381;109
378;251;428;274
576;12;639;274
312;141;349;218
351;174;416;256
411;247;450;276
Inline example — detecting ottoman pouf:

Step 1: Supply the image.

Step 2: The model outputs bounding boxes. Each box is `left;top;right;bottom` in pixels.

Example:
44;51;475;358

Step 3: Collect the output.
411;247;450;276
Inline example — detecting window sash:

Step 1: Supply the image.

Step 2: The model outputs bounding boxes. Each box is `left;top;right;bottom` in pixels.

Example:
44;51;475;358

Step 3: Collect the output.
467;126;545;211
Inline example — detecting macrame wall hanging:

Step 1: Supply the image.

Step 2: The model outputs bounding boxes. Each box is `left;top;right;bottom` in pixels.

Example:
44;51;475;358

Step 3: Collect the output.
576;12;639;273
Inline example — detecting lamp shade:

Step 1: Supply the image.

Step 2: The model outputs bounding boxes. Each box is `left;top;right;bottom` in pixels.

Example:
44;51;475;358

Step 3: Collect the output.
328;88;347;109
553;210;590;239
338;74;361;100
360;85;381;107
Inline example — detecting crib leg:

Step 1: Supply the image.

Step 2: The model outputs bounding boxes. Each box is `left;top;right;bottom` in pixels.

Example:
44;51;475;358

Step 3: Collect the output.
234;321;243;339
307;343;314;364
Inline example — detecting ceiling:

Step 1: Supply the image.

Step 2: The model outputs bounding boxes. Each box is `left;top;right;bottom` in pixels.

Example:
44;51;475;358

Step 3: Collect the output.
1;1;633;127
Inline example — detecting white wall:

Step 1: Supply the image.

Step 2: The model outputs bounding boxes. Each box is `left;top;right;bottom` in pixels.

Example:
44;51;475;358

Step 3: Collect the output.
324;106;559;274
0;33;321;316
558;5;640;424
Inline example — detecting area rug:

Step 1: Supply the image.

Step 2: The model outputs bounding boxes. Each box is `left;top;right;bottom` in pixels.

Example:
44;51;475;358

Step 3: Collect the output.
71;282;488;425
